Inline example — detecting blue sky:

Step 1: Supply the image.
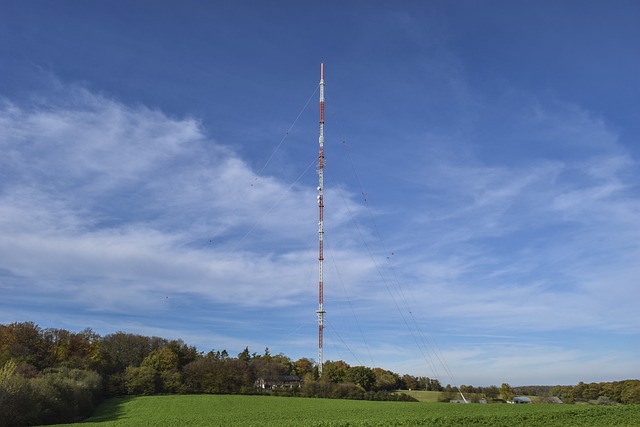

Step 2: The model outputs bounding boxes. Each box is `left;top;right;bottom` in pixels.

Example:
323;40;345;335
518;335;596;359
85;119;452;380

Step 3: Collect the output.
1;1;639;386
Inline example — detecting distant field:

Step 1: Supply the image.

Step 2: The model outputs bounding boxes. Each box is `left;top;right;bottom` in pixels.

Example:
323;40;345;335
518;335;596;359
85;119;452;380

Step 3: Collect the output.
396;389;441;402
52;395;640;427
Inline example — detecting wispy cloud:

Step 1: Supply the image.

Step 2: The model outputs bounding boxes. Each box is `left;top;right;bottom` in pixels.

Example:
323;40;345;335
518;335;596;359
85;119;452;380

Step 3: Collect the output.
0;86;327;315
334;94;640;340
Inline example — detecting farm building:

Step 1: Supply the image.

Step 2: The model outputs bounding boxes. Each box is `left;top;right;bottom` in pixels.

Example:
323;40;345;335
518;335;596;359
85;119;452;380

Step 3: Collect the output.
254;375;301;390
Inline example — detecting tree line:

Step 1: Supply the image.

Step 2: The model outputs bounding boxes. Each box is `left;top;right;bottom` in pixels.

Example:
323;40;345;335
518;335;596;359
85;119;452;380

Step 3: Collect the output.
2;321;639;426
437;382;640;404
548;381;640;404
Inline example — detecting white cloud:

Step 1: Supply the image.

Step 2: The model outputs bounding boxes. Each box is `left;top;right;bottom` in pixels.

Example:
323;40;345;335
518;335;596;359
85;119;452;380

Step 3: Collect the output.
341;96;640;343
0;87;326;313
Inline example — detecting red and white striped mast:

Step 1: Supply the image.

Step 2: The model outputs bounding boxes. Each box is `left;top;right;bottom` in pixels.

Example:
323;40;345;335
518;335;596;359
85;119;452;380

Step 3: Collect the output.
317;63;326;376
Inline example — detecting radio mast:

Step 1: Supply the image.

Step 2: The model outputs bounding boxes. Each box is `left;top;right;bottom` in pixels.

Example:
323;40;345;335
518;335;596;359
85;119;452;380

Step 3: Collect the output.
316;63;326;376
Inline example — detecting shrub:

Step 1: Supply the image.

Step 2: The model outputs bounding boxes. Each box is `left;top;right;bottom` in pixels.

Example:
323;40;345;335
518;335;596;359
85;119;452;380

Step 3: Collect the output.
0;361;102;426
0;360;39;427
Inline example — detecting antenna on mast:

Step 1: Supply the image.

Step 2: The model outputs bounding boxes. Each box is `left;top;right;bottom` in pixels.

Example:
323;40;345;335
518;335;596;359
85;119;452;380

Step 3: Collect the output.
317;63;326;376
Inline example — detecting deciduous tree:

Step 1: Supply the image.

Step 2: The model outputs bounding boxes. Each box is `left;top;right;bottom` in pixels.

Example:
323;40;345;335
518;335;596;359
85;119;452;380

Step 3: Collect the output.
124;366;157;395
373;367;400;391
500;383;515;401
347;366;376;391
294;358;314;378
322;360;349;383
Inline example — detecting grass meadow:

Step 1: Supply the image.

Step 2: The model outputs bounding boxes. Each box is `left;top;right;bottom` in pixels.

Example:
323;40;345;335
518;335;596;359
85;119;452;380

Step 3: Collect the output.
397;390;441;402
52;394;640;427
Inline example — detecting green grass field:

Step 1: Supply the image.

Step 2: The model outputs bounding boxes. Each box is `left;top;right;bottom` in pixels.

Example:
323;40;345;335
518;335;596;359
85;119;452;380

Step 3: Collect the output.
52;395;640;427
395;390;441;402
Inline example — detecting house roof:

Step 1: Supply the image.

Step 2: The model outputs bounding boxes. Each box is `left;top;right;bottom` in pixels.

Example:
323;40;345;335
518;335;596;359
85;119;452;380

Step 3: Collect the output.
257;375;301;382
